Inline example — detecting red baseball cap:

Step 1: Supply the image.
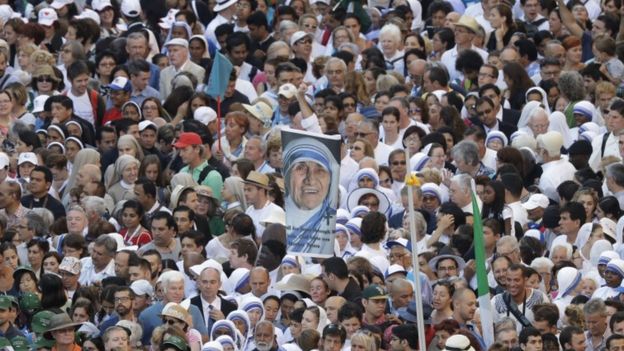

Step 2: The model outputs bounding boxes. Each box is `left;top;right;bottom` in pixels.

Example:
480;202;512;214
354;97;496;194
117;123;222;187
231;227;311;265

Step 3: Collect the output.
173;132;202;148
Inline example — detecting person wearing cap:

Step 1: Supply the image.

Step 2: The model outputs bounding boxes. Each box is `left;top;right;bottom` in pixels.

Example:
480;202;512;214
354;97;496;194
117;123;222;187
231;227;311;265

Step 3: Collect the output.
242;171;282;239
175;132;224;201
361;284;394;330
523;194;550;232
536;131;576;203
0;295;24;339
59;256;81;299
440;15;488;82
159;38;205;100
242;100;273;138
102;76;132;125
130;279;154;314
44;313;81;351
21;166;66;219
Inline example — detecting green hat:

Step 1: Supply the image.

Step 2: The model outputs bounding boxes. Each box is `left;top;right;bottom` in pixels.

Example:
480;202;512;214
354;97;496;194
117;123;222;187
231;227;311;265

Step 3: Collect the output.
20;293;41;312
32;338;55;350
11;335;29;351
43;313;81;340
0;337;12;348
32;310;55;334
362;284;388;300
0;295;13;310
163;335;189;351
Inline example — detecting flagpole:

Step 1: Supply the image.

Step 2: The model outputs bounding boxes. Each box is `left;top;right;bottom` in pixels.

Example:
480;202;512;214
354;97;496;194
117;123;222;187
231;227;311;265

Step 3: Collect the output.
217;95;222;151
404;147;427;351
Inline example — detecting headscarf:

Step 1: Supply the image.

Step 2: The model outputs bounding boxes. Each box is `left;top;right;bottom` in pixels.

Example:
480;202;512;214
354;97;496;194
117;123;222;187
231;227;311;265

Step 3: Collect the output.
410;152;430;172
283;136;339;254
335;223;355;259
486;131;508;148
121;101;143;120
211;320;238;342
226;310;251;351
548;111;574;149
555;267;581;299
525;86;551;114
190;35;211;58
223;176;247;210
517;101;542;130
117;134;145;161
215;335;239;351
107;155;140;189
65;136;84;150
352;168;379;191
302;298;328;334
63;148;101;206
240;295;265;322
224;268;250;296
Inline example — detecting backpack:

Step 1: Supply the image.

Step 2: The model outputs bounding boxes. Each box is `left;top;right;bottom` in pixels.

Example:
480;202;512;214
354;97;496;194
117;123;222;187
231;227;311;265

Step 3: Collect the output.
522;18;548;38
197;163;217;185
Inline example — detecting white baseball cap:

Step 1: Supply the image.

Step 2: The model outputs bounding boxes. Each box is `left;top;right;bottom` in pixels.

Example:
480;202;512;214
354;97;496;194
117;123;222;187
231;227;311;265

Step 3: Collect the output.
50;0;73;9
32;95;49;114
278;83;297;99
121;0;141;17
38;8;58;26
138;120;158;132
194;106;217;125
75;9;100;24
130;279;154;297
0;152;9;169
18;152;38;166
289;31;313;47
522;193;550;210
91;0;113;11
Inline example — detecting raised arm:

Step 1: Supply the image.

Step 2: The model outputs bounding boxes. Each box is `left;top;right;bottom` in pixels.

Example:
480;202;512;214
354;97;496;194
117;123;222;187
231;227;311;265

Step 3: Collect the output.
556;0;584;38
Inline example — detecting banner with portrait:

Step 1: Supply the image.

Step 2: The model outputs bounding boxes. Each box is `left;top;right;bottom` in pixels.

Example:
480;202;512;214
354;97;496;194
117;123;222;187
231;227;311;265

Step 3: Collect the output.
282;128;341;258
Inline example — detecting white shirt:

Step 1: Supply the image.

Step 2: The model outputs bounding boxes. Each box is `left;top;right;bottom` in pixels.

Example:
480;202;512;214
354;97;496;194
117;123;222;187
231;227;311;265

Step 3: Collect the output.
374;142;394;166
589;132;621;172
67;90;94;126
440;45;488;82
482;148;498;170
508;201;529;228
204;14;230;48
539;158;577;202
79;257;115;286
246;200;283;240
201;295;221;328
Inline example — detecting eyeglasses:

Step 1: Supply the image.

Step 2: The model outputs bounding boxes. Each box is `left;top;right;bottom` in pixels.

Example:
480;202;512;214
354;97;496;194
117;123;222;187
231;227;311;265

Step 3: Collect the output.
389;252;406;259
296;39;312;45
37;76;53;83
303;24;318;30
355;132;372;138
391;160;406;166
162;318;181;325
351;146;362;151
114;296;132;302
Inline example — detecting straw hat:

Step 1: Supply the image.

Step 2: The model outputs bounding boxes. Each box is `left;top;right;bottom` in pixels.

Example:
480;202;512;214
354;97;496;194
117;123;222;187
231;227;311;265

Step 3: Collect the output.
274;273;311;295
242;171;271;189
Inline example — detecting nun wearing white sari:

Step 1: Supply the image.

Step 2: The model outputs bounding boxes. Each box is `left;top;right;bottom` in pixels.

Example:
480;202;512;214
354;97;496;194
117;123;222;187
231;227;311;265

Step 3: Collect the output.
283;136;339;256
553;267;582;321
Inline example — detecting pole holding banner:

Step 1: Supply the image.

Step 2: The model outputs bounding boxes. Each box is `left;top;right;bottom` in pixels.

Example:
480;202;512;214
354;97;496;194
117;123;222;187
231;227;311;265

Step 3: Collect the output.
404;147;427;351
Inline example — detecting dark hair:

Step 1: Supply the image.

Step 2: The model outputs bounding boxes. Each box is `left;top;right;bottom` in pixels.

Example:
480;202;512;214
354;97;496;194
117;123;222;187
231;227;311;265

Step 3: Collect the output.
503;62;535;97
48;95;73;111
479;84;501;97
179;230;205;248
18;130;42;150
519;327;541;345
226;31;251;52
427;66;449;87
610;311;624;332
392;324;419;349
433;27;454;51
230;239;257;265
360;212;386;244
598;196;622;220
533;304;559;328
560;201;587;225
337;301;363;322
428;0;453;17
438;202;466;227
456;49;484;73
67;60;91;81
231;213;256;237
500;173;523;198
247;11;269;29
40;273;68;309
135;177;156;199
122;199;145;219
560;326;584;349
322;257;349;280
150;211;177;232
515;39;538;61
290;307;306;323
557;180;580;203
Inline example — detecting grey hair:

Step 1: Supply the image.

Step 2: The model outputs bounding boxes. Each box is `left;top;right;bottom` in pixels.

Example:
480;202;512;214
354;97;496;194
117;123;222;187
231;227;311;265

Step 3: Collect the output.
376;74;400;92
495;318;518;335
558;71;586;101
279;20;298;36
94;235;117;256
451;140;480;167
29;208;54;230
338;42;360;56
583;298;607;316
451;174;472;194
267;41;291;61
391;278;413;292
127;32;148;44
379;23;401;44
25;212;47;236
496;235;519;251
67;205;87;216
549;243;573;259
82;196;107;216
530;257;554;271
160;271;185;292
325;57;347;73
606;163;624;187
248;136;267;153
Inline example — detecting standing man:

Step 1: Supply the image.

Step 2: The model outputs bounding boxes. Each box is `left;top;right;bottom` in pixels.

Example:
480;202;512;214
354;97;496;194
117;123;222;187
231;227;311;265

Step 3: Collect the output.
440;15;488;82
175;132;223;201
98;287;139;333
191;267;237;333
390;324;419;351
322;324;347;351
79;235;117;286
125;32;159;89
21;166;65;218
321;257;362;305
536;132;576;203
138;212;181;261
0;181;28;229
243;171;283;239
159;39;205;100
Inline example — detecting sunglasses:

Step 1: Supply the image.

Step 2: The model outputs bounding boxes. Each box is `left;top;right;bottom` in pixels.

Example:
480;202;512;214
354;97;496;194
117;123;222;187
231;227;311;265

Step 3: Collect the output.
36;76;53;83
162;318;181;325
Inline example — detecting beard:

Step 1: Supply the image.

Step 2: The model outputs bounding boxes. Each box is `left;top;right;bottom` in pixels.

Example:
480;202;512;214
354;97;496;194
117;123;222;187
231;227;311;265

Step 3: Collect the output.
256;341;274;351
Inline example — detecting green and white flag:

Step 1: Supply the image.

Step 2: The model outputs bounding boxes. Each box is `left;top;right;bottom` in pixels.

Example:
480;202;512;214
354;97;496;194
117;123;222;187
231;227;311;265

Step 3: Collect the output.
472;191;494;347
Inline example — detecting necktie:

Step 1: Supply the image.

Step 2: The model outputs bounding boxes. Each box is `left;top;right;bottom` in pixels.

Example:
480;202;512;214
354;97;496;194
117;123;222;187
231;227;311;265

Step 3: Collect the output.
207;304;214;333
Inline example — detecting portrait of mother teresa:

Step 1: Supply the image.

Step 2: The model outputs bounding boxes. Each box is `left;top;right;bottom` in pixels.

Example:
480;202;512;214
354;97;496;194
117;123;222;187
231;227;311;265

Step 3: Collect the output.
283;135;340;256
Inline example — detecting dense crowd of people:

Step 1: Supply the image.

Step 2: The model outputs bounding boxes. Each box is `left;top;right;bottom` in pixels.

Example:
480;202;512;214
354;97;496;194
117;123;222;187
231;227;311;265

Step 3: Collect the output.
0;0;620;350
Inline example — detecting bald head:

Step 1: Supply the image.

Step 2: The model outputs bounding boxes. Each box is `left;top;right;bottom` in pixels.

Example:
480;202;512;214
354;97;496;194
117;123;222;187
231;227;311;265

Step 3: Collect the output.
359;157;378;172
77;164;101;186
390;278;414;309
325;296;347;324
250;267;270;297
409;59;427;76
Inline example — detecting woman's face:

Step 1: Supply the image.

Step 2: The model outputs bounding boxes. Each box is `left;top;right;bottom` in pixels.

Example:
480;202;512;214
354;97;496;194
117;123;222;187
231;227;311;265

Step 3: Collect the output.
430;146;446;169
580;278;597;297
566;45;582;65
374;95;389;113
432;33;445;52
487;139;504;151
404;132;422;155
436;330;451;350
43;256;60;274
281;263;299;276
379;170;391;189
225;119;244;141
72;307;89;323
350;232;362;249
99;7;115;25
364;70;376;93
336;231;348;250
324;102;339;120
269;149;282;169
380;34;398;57
248;308;262;327
16;139;31;154
190;97;207;113
142;100;159;119
351;339;368;351
404;35;420;51
97;56;116;78
264;299;280;322
144;163;159;182
122;162;139;184
123;105;140;121
350;141;366;162
382;114;399;134
0;93;12;116
61;46;74;66
428;104;442;130
572;5;588;23
489;8;503;28
432;284;451;310
3;249;17;269
171;26;188;40
65;141;81;162
65;25;77;41
301;18;318;35
189;39;206;61
122;207;141;229
344;18;361;39
17;50;31;71
3;25;17;45
301;310;319;331
35;74;54;93
527;273;541;289
482;185;496;204
576;194;595;221
310;279;329;304
20;273;37;293
358;175;375;189
118;142;137;157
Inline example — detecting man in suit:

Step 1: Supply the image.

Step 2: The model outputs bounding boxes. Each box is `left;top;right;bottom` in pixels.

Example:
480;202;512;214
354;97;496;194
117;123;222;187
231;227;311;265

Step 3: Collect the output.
191;267;237;333
471;96;517;140
159;38;206;100
479;84;521;127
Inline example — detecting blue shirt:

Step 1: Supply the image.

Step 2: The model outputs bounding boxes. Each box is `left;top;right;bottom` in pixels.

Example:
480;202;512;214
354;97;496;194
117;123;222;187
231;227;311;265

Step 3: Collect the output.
138;301;207;345
149;62;160;90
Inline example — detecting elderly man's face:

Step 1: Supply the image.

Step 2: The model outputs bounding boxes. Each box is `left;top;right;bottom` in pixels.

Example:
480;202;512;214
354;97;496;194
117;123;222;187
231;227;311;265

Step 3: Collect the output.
290;161;330;210
255;323;275;351
167;45;188;67
449;181;470;206
67;210;87;234
528;111;549;136
326;62;346;88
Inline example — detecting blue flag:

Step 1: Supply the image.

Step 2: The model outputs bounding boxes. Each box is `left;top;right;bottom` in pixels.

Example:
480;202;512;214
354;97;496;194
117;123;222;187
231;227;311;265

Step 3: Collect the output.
204;51;233;100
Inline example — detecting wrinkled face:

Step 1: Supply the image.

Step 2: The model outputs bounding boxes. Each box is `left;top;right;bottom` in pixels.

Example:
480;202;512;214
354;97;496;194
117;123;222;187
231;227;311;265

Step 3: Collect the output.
289;161;330;210
67;210;87;234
